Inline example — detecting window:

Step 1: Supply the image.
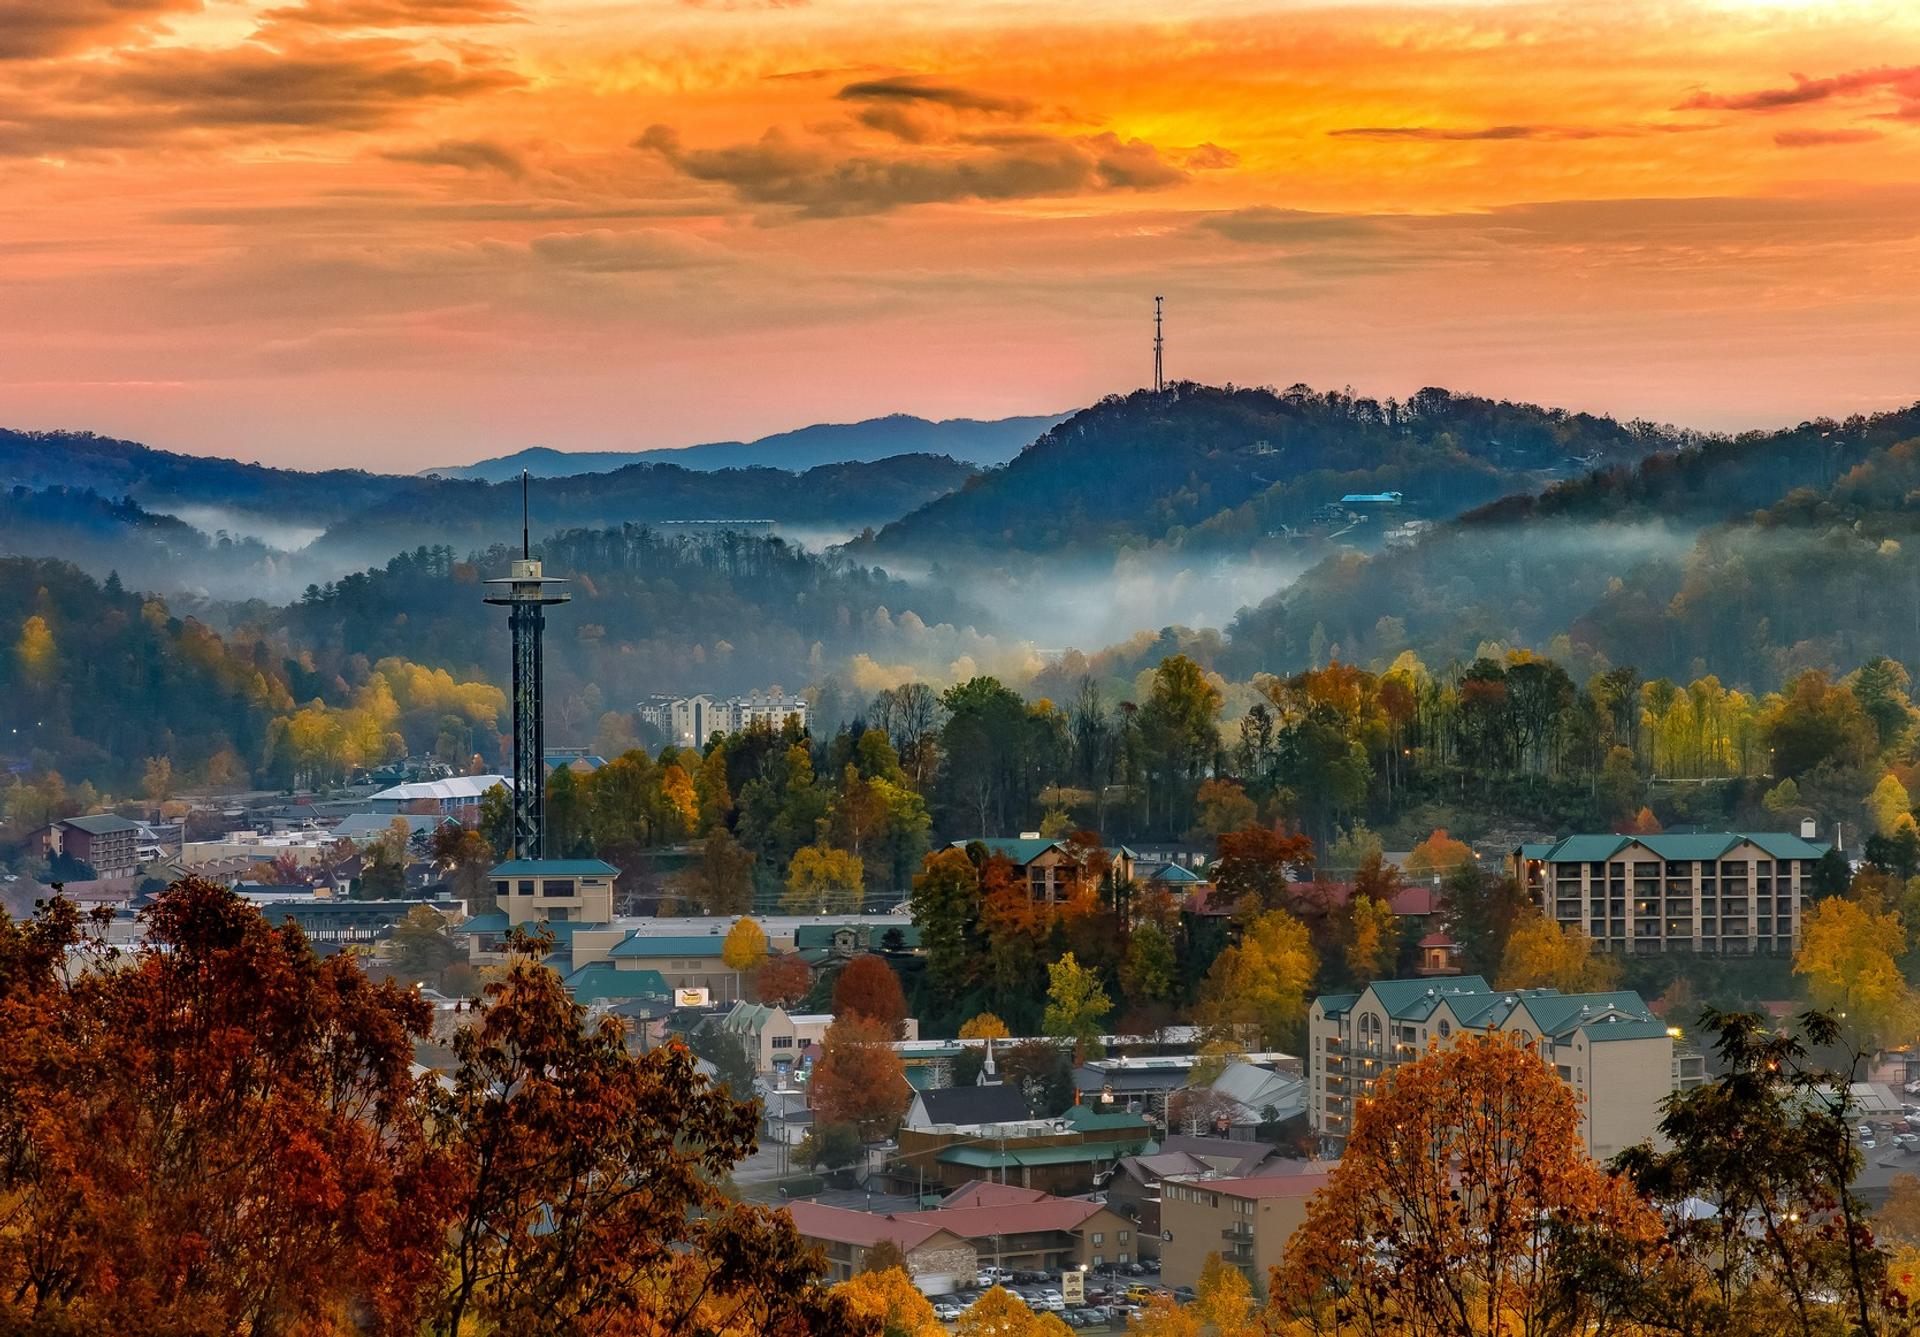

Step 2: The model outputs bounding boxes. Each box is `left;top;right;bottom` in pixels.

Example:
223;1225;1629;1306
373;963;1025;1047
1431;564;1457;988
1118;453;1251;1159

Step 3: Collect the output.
517;880;535;895
1118;1230;1129;1243
772;1036;794;1050
1438;1020;1451;1038
1093;1255;1104;1267
493;880;509;899
1119;1252;1130;1264
1092;1232;1104;1244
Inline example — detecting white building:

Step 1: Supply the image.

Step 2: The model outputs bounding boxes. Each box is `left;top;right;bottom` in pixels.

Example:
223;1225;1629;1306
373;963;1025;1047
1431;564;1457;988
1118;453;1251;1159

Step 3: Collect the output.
639;693;809;747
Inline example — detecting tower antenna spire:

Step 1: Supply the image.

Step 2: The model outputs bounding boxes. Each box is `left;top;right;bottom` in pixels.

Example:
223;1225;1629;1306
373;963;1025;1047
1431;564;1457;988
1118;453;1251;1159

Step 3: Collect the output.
1153;295;1164;394
521;468;530;560
487;472;568;860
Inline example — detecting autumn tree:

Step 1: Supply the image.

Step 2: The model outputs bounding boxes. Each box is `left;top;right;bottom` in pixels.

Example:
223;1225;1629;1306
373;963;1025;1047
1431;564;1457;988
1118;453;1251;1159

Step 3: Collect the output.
959;1012;1010;1040
391;903;459;982
429;935;860;1337
1404;827;1474;878
0;879;446;1334
1345;893;1399;983
756;952;813;1007
1042;951;1112;1060
1119;921;1178;1011
723;915;770;973
835;1265;941;1337
911;847;983;1012
834;954;910;1038
1497;911;1620;993
691;826;757;914
1196;908;1318;1049
1213;824;1316;912
786;842;866;914
956;1286;1073;1337
1795;894;1917;1046
811;1016;910;1139
1275;1031;1665;1337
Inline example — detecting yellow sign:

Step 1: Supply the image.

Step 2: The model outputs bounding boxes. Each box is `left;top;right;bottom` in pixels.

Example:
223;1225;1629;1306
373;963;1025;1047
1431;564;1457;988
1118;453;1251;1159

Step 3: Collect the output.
1062;1271;1085;1305
675;987;710;1007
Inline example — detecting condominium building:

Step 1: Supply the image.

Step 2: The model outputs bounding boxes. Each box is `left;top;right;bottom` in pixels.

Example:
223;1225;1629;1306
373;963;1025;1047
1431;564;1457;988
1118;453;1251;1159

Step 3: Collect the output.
1307;977;1674;1160
1158;1171;1330;1294
638;692;809;747
1509;830;1829;955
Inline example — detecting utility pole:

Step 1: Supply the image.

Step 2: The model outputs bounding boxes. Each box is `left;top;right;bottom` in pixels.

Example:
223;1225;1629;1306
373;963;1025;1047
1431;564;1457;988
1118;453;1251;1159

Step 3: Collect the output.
1152;296;1164;394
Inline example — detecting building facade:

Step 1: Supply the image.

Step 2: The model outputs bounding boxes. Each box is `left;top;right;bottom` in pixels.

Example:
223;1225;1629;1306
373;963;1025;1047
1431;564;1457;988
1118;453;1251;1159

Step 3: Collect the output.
944;838;1137;907
1158;1173;1328;1293
1510;831;1829;955
639;693;810;747
1307;977;1674;1160
50;814;140;878
718;1001;836;1078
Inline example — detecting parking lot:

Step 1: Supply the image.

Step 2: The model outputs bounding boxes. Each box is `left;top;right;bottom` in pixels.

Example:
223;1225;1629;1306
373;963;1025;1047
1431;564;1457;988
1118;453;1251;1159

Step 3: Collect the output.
928;1260;1190;1329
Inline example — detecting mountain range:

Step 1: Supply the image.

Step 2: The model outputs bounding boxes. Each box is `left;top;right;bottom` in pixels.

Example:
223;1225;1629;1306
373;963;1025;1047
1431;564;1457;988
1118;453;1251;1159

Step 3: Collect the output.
423;413;1065;481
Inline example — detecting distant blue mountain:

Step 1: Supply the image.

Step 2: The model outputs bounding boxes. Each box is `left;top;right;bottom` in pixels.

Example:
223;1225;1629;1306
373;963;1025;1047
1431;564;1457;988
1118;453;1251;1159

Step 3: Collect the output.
424;412;1065;481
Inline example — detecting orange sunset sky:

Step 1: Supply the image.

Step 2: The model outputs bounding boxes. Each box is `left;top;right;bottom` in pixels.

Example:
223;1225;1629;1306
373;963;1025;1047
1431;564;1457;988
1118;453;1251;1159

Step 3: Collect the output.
3;0;1918;468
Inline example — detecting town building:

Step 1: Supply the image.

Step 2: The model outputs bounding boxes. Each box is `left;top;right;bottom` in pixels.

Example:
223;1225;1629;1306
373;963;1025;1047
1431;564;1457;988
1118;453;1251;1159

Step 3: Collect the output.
1073;1051;1299;1121
718;1001;837;1079
1509;829;1830;955
903;1082;1030;1133
944;837;1137;907
179;828;339;869
1098;1139;1299;1262
369;775;509;823
332;812;457;844
639;692;809;747
1307;976;1674;1160
1158;1171;1330;1293
46;814;141;878
787;1189;1138;1288
891;1106;1153;1198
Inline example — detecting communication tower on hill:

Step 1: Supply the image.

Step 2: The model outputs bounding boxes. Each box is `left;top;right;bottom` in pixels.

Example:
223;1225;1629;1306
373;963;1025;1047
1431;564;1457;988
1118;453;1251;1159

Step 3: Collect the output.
1153;295;1165;393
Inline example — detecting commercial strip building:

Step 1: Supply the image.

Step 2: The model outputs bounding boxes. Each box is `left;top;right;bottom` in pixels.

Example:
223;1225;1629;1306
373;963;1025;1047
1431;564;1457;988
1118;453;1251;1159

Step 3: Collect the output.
786;1187;1138;1292
1509;829;1829;955
890;1104;1154;1198
1308;976;1674;1160
368;775;509;823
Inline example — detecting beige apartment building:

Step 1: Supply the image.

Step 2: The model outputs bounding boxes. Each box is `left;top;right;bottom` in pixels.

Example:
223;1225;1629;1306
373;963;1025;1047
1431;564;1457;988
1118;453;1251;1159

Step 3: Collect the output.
1158;1172;1329;1294
1509;830;1829;955
1307;977;1673;1160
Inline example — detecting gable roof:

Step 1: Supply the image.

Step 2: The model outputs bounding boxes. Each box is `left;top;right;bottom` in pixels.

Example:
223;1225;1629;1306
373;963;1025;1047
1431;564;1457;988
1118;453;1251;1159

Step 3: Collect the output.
948;837;1066;866
488;858;619;878
1060;1103;1153;1132
784;1202;952;1252
911;1083;1030;1127
1523;831;1830;864
563;962;669;1004
940;1181;1053;1209
1365;976;1494;1021
895;1196;1108;1239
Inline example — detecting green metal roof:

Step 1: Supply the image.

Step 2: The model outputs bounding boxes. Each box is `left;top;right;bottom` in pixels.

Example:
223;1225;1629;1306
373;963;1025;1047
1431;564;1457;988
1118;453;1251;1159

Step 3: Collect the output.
563;963;669;1004
1526;832;1830;865
1366;977;1493;1021
1060;1104;1152;1132
1317;992;1360;1018
609;934;727;959
489;858;620;877
938;1141;1147;1168
1582;1019;1673;1043
456;911;510;934
1149;864;1203;884
1518;991;1655;1038
948;838;1064;865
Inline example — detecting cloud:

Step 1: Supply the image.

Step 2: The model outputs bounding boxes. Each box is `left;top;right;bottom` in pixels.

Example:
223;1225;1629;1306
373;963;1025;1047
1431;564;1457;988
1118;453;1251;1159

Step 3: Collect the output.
104;39;520;131
637;123;1189;217
1677;65;1920;113
0;0;199;60
1183;142;1238;170
528;228;725;272
1775;128;1883;148
257;0;522;27
835;76;1032;117
384;137;526;175
1329;123;1692;142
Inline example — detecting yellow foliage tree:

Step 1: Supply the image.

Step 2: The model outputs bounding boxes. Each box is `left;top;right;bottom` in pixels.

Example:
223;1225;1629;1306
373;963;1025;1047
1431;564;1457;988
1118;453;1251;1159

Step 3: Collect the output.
1796;895;1918;1046
721;917;769;973
959;1013;1010;1041
1497;911;1620;993
1345;893;1399;982
785;843;866;914
1194;1252;1257;1335
1873;772;1915;836
15;614;54;681
833;1266;943;1337
955;1287;1072;1337
658;762;698;839
1196;909;1318;1048
1404;828;1474;877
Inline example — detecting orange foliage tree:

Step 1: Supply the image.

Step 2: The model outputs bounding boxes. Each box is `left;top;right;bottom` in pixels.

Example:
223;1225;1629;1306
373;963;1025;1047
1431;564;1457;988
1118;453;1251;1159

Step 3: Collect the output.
1273;1031;1665;1337
833;954;909;1037
811;1016;911;1140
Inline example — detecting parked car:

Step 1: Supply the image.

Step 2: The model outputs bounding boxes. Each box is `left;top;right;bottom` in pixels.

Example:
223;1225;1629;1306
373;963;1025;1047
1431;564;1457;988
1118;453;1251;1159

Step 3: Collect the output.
1866;1138;1880;1149
1897;1132;1919;1148
1125;1284;1160;1303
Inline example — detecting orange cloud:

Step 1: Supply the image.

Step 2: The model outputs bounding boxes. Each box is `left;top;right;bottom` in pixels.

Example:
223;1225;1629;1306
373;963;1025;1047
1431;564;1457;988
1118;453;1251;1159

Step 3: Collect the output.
0;0;200;60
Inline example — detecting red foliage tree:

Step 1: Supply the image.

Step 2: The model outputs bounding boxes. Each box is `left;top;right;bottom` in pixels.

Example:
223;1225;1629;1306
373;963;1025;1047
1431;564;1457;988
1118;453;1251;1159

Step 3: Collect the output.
1213;825;1316;912
832;954;909;1038
0;878;446;1333
810;1016;911;1139
757;952;815;1007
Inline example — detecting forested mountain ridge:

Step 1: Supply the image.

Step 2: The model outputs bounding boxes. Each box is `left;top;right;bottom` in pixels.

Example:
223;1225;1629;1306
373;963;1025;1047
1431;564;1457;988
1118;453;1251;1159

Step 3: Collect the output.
1223;400;1920;687
427;412;1065;480
862;383;1689;559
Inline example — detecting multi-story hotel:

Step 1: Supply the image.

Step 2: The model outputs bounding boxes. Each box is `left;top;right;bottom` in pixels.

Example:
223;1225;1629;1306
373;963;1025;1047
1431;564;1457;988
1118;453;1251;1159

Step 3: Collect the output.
1509;829;1830;955
1307;977;1674;1160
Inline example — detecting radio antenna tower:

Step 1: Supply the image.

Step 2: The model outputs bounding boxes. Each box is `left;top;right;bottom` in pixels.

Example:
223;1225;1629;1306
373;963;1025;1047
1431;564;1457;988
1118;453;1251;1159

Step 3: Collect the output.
1153;295;1164;393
